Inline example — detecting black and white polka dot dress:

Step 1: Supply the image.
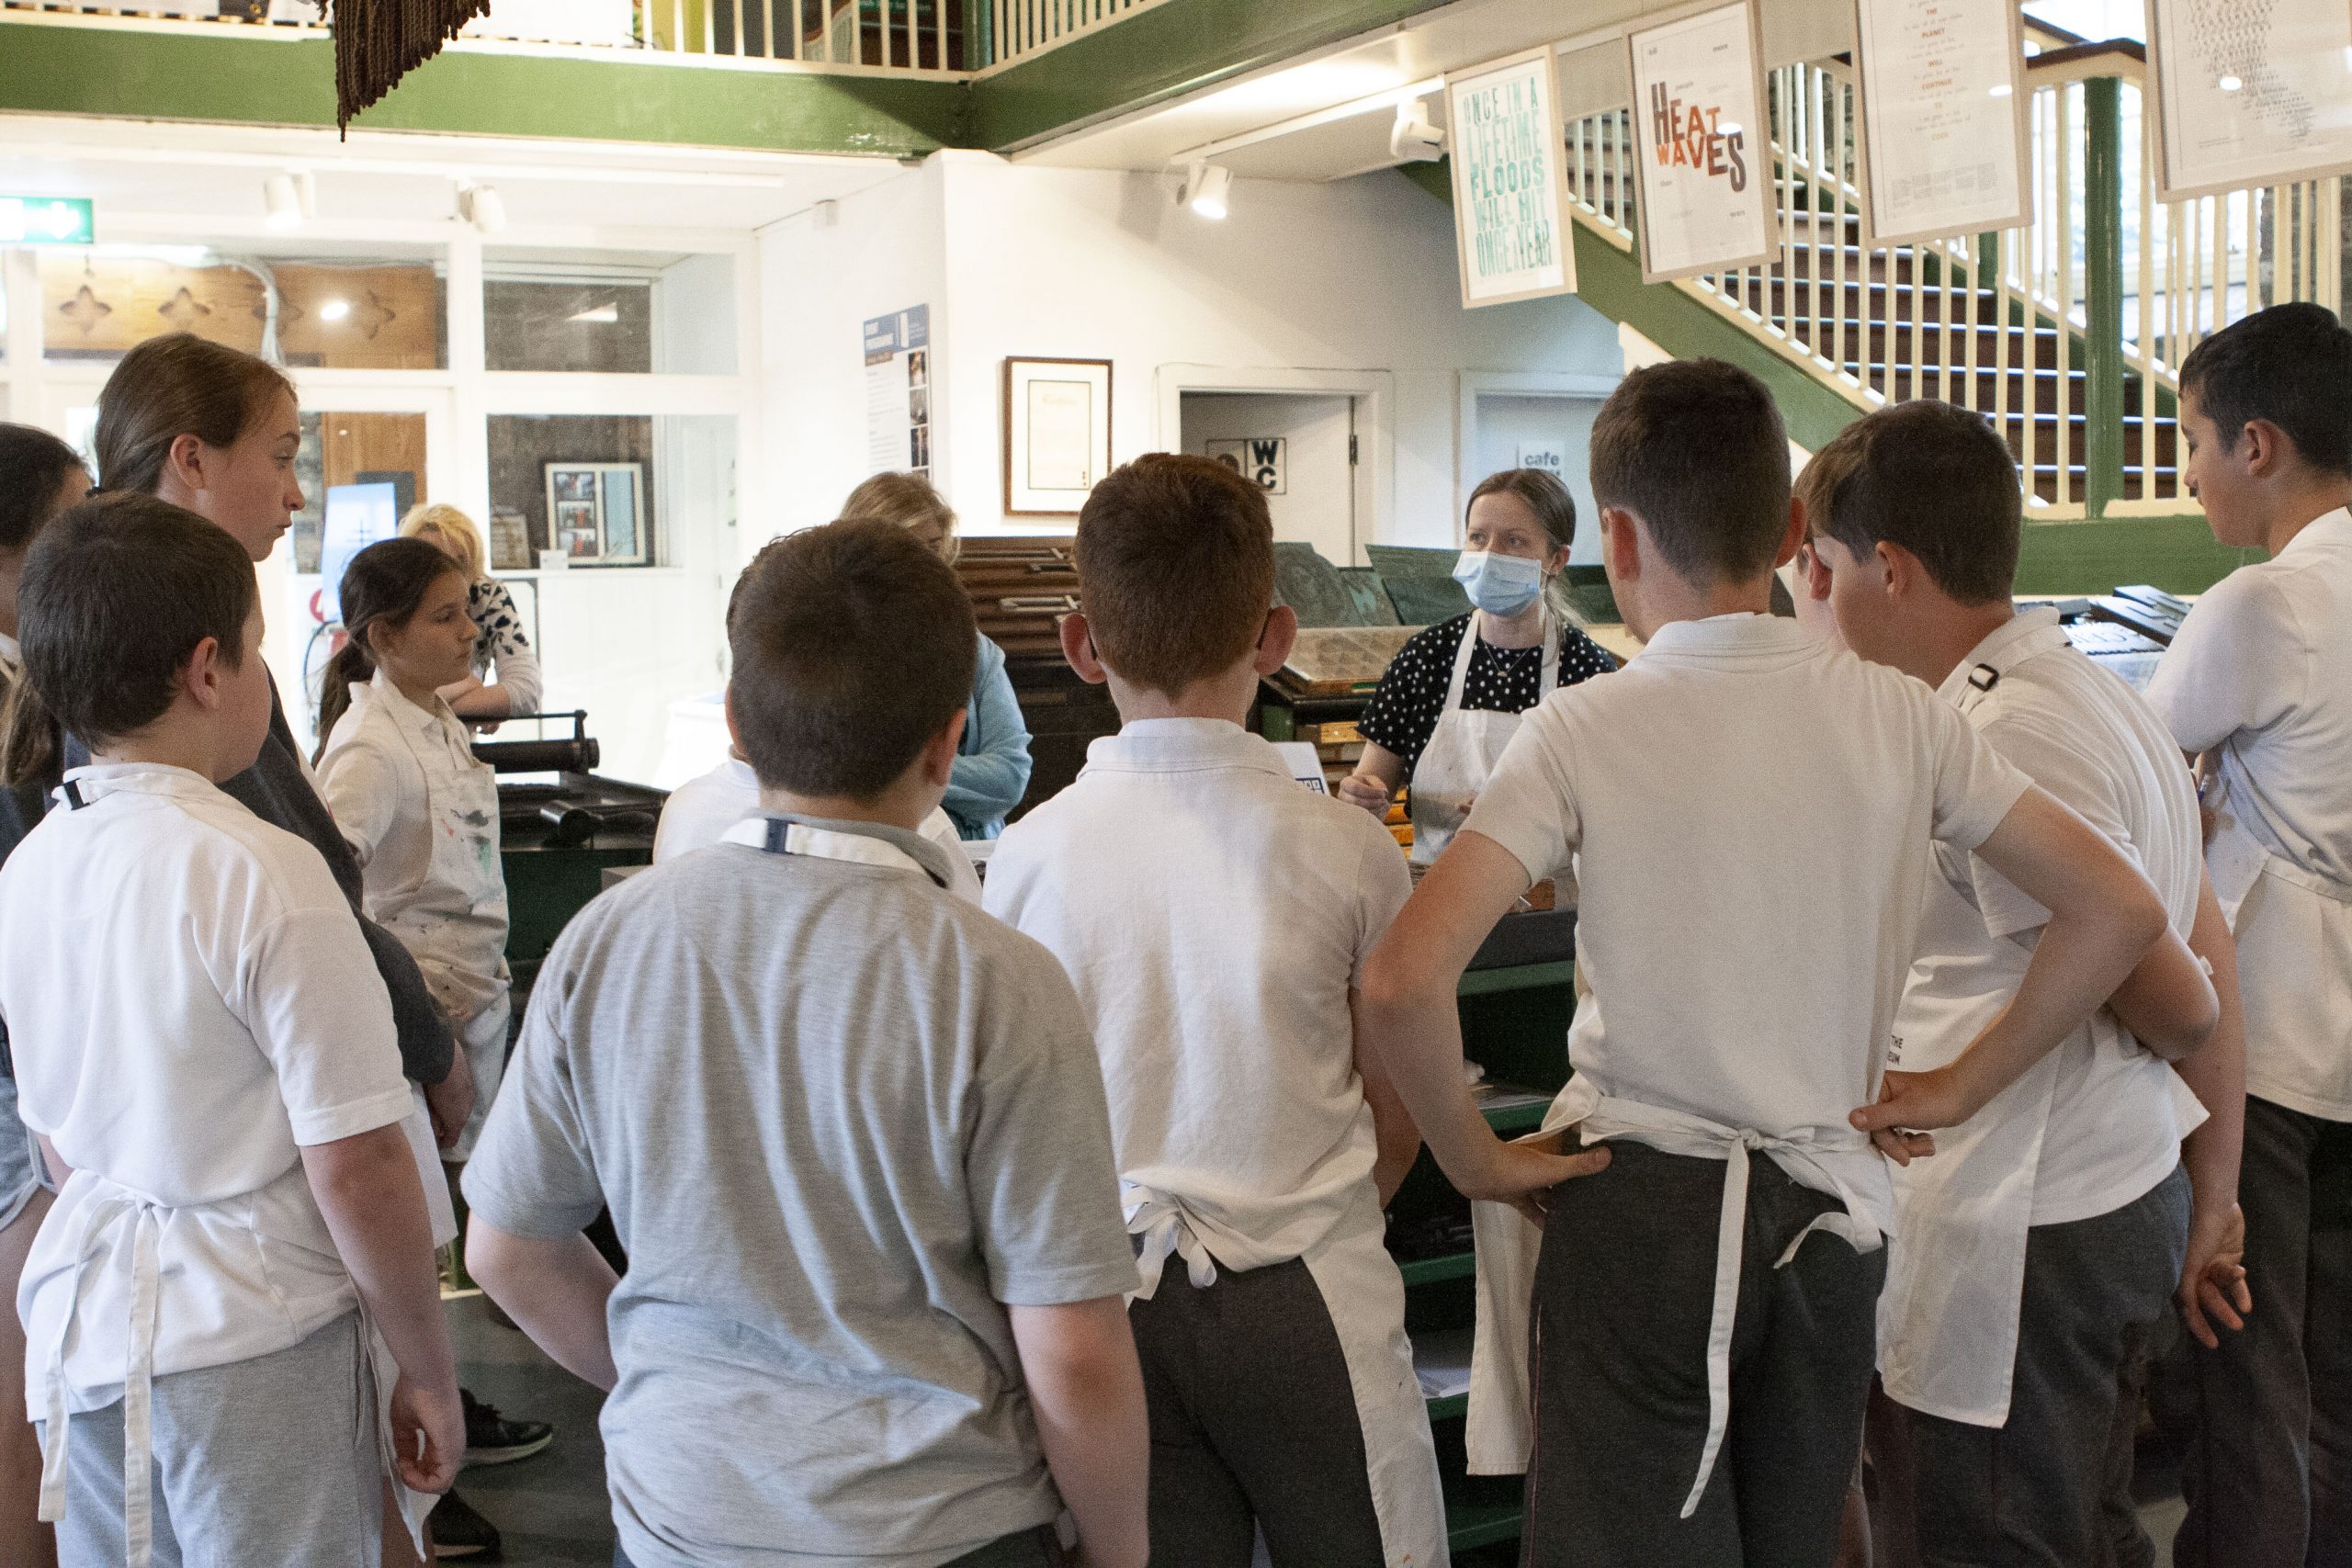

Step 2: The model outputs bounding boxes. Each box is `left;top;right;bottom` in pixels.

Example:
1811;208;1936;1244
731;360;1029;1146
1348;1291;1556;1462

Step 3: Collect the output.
1358;612;1617;772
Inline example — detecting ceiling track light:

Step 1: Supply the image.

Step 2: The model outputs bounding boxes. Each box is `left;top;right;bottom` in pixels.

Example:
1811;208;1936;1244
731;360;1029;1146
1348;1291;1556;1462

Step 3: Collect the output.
263;171;314;232
1176;161;1233;220
1389;98;1446;163
457;180;507;235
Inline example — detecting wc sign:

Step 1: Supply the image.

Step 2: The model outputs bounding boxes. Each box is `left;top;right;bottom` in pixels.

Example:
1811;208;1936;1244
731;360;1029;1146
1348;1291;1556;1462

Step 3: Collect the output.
1207;437;1287;493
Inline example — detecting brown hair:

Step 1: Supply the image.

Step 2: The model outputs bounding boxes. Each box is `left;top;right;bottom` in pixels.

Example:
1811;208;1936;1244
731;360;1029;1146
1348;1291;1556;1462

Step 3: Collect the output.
94;333;298;497
313;537;469;761
842;471;959;563
1468;466;1579;616
1810;401;2022;606
728;519;977;798
1589;359;1792;583
1074;454;1273;699
3;493;256;780
0;424;89;554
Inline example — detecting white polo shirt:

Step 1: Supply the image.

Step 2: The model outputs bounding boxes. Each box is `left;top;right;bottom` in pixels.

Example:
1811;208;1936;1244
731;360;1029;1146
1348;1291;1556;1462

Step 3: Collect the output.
653;756;981;903
0;763;413;1413
1898;609;2204;1220
984;717;1412;1283
1466;614;2033;1229
2145;507;2352;1120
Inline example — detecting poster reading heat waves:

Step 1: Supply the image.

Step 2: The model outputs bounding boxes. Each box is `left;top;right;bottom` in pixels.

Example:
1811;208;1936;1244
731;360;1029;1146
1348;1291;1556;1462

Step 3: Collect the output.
1627;1;1778;282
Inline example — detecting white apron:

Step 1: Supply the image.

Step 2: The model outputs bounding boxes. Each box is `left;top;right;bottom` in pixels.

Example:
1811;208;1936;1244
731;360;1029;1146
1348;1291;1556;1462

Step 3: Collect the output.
343;679;513;1161
2205;767;2352;1117
1409;611;1560;866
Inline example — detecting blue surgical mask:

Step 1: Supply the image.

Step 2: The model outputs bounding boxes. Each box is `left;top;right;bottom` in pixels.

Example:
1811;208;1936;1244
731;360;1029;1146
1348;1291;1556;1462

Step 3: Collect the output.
1452;549;1545;616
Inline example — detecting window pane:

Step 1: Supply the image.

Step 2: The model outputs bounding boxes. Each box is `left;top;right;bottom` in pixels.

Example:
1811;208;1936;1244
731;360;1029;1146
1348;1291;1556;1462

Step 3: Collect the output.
288;411;429;576
40;247;447;369
485;279;653;373
488;413;660;568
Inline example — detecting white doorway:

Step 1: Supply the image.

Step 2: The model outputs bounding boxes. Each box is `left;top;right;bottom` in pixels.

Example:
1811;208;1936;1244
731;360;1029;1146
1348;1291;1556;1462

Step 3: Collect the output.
1459;371;1620;564
1179;390;1361;567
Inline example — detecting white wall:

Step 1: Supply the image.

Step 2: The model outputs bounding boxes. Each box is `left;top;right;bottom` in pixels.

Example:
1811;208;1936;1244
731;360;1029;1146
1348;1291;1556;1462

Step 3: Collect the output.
758;151;1623;557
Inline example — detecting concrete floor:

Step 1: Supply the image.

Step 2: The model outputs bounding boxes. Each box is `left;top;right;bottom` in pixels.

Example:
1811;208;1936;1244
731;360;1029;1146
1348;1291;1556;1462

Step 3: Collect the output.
447;1293;2192;1567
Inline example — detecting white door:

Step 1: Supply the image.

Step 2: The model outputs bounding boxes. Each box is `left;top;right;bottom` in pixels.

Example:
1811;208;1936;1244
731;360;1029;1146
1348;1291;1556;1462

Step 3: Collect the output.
1180;391;1359;567
1468;392;1608;564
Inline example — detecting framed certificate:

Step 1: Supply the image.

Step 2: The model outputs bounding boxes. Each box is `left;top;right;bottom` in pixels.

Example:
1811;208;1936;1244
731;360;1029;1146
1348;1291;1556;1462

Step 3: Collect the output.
2145;0;2352;200
1853;0;2031;246
1443;47;1580;308
1625;1;1779;283
1002;357;1113;516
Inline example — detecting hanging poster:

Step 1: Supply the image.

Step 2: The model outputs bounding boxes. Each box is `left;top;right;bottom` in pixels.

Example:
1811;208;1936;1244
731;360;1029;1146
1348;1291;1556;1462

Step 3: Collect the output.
1853;0;2031;245
863;305;932;480
2146;0;2352;200
1626;1;1778;283
1443;48;1579;309
1002;357;1113;515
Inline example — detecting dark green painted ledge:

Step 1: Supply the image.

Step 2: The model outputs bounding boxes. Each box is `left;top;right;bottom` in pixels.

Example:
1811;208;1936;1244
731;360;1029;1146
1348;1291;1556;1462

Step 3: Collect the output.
0;21;965;155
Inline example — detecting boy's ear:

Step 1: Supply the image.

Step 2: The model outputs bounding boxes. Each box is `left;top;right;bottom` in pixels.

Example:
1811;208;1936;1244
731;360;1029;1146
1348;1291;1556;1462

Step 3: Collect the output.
1599;506;1642;585
1059;611;1109;686
920;707;967;788
2240;418;2289;478
180;635;227;713
1874;539;1923;602
1252;604;1299;677
1774;495;1807;570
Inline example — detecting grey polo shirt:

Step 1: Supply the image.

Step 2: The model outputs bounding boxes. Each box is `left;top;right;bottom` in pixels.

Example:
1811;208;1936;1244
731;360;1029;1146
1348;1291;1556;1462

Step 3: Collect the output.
464;815;1136;1568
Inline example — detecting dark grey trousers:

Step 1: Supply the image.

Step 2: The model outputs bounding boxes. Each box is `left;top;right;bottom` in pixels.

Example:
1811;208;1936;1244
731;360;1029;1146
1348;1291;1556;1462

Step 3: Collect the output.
1128;1252;1386;1567
616;1525;1060;1568
1524;1137;1886;1567
2153;1095;2352;1568
1905;1164;2190;1568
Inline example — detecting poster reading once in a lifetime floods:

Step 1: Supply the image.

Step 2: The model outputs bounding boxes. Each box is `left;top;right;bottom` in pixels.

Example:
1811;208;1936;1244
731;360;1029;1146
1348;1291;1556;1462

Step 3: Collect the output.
1627;1;1777;282
1445;48;1578;308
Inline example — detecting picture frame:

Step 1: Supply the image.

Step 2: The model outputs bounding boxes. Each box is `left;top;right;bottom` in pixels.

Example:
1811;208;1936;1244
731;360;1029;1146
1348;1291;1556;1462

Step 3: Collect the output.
1852;0;2032;247
1442;46;1580;308
2144;0;2352;201
543;461;649;567
1002;357;1113;516
1624;0;1780;284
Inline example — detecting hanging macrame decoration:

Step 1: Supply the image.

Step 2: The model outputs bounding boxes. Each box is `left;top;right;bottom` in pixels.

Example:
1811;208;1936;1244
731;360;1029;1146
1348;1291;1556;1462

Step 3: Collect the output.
327;0;496;134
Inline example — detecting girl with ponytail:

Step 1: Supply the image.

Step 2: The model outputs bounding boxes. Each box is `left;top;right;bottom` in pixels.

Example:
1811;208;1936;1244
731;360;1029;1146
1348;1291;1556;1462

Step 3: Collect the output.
314;539;514;1179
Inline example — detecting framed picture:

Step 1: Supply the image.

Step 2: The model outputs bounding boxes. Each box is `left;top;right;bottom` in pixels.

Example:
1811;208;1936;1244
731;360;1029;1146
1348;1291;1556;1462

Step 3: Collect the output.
1003;357;1113;516
2145;0;2352;200
1442;46;1579;308
543;461;649;566
1624;0;1779;283
1853;0;2031;246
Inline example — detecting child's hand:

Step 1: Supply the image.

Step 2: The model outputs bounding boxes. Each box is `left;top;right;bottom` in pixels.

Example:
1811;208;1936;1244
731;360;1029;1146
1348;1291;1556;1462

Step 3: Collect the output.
1850;1066;1979;1156
389;1373;466;1494
424;1050;477;1150
1466;1136;1611;1226
1336;773;1393;817
2179;1201;2252;1349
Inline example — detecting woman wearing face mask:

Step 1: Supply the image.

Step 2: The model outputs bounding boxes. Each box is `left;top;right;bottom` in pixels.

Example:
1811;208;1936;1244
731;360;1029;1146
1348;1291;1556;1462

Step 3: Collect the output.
1339;468;1616;863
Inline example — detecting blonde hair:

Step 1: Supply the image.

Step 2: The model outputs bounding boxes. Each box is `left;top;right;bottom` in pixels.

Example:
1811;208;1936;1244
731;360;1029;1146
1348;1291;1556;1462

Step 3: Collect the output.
399;502;486;581
841;471;958;564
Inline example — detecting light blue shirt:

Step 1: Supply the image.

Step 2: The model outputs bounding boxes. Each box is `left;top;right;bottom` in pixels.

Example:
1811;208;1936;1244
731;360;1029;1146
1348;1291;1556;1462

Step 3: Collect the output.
943;634;1033;840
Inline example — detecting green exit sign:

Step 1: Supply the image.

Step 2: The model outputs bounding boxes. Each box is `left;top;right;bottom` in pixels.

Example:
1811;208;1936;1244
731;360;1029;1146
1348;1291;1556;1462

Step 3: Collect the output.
0;197;96;247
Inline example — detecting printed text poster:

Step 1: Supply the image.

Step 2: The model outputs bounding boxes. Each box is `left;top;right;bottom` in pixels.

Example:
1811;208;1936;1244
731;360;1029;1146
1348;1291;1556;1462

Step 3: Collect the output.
1856;0;2029;243
863;305;932;479
1627;3;1776;282
2148;0;2352;198
1445;49;1578;308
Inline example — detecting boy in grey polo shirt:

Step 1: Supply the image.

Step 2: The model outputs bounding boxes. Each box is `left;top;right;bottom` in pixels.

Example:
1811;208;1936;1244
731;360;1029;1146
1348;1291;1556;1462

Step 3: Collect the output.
463;519;1148;1568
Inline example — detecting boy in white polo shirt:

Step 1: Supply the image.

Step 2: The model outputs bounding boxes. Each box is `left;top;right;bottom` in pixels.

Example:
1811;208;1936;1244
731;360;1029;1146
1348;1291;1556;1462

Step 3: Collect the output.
464;520;1148;1568
986;455;1589;1564
0;492;461;1565
1810;399;2246;1565
1361;360;2198;1566
2143;301;2352;1568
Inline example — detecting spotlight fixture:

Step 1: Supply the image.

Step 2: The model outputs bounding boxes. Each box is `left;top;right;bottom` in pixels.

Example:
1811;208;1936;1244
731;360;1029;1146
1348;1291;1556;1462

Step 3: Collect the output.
456;180;507;234
1176;161;1233;220
1389;99;1446;163
263;171;313;232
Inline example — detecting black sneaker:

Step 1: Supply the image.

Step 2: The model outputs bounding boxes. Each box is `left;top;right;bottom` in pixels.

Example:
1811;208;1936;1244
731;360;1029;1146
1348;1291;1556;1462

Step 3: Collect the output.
428;1489;502;1561
462;1389;556;1468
